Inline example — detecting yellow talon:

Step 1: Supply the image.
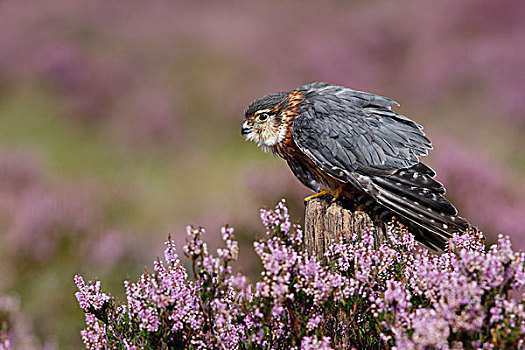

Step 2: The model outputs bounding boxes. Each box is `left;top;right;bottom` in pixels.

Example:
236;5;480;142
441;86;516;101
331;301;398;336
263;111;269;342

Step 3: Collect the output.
304;186;344;203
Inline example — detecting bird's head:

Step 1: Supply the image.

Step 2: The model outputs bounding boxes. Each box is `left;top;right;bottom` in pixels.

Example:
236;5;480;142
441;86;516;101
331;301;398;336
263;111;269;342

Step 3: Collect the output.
241;92;288;152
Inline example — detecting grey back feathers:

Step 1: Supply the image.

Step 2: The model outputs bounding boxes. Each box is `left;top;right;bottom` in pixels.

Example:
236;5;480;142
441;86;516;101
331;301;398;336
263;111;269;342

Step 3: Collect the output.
290;82;469;250
293;82;432;177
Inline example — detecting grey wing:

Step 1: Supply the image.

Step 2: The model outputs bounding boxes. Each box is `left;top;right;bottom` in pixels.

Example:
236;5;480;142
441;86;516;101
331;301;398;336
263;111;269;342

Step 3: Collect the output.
292;83;469;250
292;83;432;179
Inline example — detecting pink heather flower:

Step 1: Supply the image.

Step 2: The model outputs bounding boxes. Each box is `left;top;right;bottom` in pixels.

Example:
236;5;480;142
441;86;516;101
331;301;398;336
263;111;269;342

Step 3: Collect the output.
163;236;178;266
260;199;292;236
293;224;304;245
296;255;344;305
80;314;107;350
306;314;323;331
124;238;203;334
123;339;138;350
74;275;110;311
138;307;159;332
75;199;525;348
271;305;285;318
448;231;485;253
217;226;239;262
300;336;333;350
408;309;450;349
254;236;299;302
183;226;208;258
489;295;504;325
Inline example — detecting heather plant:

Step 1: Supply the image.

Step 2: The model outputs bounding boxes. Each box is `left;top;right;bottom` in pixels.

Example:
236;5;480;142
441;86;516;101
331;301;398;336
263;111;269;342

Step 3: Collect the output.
75;200;525;349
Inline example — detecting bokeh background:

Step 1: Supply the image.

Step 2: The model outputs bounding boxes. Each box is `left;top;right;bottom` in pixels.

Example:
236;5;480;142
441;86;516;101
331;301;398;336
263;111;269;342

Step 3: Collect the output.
0;0;524;348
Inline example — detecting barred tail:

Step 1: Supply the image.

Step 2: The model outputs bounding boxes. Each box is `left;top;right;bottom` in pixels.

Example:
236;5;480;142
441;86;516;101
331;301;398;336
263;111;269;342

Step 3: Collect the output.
370;163;470;250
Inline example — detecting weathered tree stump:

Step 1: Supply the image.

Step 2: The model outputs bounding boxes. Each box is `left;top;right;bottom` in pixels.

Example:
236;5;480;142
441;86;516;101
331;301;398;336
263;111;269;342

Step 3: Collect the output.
304;197;385;256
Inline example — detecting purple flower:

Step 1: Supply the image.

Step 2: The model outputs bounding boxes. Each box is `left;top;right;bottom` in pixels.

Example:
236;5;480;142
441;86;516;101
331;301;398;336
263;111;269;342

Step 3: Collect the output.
80;314;107;350
138;307;159;332
183;226;208;258
296;255;344;305
306;314;323;331
74;275;110;311
217;226;239;262
75;200;525;349
260;199;292;236
124;237;204;334
300;336;333;350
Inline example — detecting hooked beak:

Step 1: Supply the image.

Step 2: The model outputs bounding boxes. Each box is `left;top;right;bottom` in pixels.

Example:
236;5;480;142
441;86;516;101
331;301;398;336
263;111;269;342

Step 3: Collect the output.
241;120;253;136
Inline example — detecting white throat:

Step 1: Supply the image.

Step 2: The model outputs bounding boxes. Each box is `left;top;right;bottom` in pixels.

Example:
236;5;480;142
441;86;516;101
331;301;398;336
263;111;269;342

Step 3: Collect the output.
246;123;287;153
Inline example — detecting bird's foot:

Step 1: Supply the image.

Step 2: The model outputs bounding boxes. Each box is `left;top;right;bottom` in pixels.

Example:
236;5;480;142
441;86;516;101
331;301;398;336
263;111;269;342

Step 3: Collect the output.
304;186;344;203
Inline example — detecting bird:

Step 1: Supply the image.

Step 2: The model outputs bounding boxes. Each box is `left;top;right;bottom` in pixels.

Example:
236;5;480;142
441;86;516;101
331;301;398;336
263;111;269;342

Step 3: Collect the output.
241;82;473;250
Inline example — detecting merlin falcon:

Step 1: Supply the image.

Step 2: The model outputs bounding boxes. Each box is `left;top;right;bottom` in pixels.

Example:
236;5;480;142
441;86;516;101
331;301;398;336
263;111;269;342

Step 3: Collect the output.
241;82;472;250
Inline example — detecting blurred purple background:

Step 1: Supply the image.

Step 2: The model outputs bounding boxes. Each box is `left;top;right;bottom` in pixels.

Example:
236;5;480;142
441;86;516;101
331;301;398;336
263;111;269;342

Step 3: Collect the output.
0;0;524;347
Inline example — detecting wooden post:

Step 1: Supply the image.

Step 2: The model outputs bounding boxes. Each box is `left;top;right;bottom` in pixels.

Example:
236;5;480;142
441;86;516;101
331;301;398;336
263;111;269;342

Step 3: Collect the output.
304;197;384;256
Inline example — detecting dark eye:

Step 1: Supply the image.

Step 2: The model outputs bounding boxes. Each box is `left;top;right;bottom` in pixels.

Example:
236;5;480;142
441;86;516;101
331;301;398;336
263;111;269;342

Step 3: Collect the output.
256;113;269;122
